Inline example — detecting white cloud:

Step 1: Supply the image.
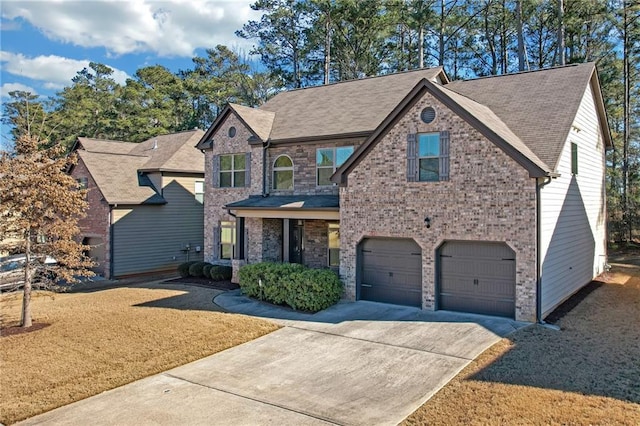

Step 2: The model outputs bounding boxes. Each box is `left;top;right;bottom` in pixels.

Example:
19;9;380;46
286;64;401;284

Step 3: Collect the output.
0;82;37;98
0;51;130;88
1;0;261;57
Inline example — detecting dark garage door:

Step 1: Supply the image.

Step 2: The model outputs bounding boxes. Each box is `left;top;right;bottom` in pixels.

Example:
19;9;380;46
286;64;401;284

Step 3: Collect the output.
439;241;515;318
358;238;422;307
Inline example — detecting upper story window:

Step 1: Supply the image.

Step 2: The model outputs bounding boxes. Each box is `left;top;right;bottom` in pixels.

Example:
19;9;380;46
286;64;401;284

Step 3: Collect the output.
316;146;354;186
195;180;204;203
213;153;251;188
77;177;88;189
273;155;294;190
228;126;236;138
407;132;450;182
571;142;578;175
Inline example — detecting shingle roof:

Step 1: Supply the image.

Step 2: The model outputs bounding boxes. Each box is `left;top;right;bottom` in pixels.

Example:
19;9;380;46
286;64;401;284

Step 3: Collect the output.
226;195;339;210
259;67;447;141
132;129;205;172
75;130;205;205
76;137;138;154
229;103;275;142
446;62;598;170
77;151;165;205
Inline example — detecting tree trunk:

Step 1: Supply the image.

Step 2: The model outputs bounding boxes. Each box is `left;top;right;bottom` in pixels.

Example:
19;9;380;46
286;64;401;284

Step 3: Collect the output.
438;0;445;66
419;26;424;68
21;235;32;328
557;0;565;65
324;10;331;85
622;0;631;241
516;0;526;71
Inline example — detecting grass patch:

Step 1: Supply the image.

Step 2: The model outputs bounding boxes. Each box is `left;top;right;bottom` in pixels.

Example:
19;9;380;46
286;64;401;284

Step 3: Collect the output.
0;282;279;425
403;264;640;425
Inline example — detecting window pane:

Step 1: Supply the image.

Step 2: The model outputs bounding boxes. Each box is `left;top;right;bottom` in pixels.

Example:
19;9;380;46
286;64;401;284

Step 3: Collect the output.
221;227;233;244
329;248;340;267
220;171;232;187
328;224;340;249
274;170;293;190
195;181;204;193
274;155;292;168
418;134;440;157
220;155;232;171
195;193;204;203
233;154;245;170
317;149;334;167
233;171;245;187
336;147;354;166
221;244;233;260
419;158;439;181
317;167;333;186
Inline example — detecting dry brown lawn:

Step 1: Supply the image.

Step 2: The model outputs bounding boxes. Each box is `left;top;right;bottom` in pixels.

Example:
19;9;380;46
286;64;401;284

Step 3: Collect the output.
0;282;279;425
404;263;640;425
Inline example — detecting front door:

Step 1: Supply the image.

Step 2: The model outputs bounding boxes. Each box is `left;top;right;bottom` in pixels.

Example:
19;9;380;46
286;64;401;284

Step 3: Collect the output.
289;220;304;264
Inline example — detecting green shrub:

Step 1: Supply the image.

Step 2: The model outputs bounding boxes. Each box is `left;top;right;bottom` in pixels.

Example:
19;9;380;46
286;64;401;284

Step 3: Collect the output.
202;263;213;279
188;261;209;277
209;265;232;281
178;261;198;278
238;262;343;312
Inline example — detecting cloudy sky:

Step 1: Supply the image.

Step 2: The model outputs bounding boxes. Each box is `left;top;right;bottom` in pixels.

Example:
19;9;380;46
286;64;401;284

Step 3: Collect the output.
0;0;261;101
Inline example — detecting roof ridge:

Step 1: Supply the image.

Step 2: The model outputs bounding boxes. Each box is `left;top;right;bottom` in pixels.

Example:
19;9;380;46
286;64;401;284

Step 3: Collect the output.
449;62;592;84
266;66;443;96
79;150;149;159
159;131;203;169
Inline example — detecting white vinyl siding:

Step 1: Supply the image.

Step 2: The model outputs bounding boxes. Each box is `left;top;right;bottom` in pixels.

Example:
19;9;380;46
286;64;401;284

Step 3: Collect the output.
539;84;607;317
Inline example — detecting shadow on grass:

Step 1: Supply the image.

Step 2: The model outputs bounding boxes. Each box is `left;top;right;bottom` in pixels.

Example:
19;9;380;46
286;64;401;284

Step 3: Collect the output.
467;274;640;404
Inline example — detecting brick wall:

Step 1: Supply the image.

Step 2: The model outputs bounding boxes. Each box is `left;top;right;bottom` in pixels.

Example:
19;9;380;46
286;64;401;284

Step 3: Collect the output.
71;157;111;278
303;220;331;268
339;91;538;322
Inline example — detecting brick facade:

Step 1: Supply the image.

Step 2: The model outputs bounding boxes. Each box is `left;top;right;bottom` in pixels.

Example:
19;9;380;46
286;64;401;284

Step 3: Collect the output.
71;157;111;278
339;92;538;322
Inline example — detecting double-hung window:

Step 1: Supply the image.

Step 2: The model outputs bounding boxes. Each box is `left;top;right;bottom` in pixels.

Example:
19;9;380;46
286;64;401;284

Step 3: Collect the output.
317;146;354;186
407;132;450;182
214;153;251;188
195;180;204;203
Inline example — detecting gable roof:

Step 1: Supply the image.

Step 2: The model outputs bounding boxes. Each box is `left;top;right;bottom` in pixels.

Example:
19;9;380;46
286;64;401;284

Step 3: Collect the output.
74;130;204;205
332;78;553;184
260;67;448;142
77;151;165;205
446;62;611;170
196;67;448;149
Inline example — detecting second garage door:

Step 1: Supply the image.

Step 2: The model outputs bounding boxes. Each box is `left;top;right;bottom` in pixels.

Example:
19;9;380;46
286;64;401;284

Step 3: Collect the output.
439;241;516;318
358;238;422;307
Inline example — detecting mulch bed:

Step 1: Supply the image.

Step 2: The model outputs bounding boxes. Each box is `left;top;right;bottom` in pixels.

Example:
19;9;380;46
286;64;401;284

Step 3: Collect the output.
1;322;50;337
163;277;239;291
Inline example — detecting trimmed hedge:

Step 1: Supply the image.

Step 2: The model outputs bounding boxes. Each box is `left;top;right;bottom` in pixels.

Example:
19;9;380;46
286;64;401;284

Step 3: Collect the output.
210;265;232;281
177;261;198;278
238;262;343;312
202;264;214;279
188;261;209;278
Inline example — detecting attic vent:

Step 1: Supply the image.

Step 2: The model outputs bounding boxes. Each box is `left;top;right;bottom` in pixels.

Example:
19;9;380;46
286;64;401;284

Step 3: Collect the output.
421;107;436;124
228;127;236;138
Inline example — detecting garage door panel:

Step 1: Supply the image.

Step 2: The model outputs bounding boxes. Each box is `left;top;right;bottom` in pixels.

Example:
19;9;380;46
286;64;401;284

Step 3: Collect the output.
359;238;422;307
439;241;515;318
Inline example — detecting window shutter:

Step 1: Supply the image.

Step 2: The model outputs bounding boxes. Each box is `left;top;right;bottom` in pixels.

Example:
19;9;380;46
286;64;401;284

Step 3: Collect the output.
439;131;450;181
212;226;220;259
212;155;220;188
407;133;417;182
245;152;251;187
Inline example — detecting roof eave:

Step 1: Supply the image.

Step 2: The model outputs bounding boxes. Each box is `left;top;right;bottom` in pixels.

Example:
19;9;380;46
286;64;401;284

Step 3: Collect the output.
269;131;372;146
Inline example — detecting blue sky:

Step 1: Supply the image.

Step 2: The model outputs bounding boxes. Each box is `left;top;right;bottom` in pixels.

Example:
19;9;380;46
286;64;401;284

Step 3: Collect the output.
1;0;262;146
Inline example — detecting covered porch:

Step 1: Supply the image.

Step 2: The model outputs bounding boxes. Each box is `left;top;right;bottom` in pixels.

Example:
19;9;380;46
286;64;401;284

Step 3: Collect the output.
224;195;341;282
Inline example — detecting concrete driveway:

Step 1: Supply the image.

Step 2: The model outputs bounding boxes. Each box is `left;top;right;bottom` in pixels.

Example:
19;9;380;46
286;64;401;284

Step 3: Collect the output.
19;291;526;426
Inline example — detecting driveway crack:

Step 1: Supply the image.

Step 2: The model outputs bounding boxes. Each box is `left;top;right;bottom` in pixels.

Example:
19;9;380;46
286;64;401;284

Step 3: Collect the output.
163;373;344;426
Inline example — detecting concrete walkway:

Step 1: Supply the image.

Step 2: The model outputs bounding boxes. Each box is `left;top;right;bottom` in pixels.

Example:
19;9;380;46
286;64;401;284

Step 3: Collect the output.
20;291;527;426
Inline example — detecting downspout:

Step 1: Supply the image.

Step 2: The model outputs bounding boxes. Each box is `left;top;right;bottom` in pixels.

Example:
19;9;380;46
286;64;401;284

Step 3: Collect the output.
262;139;271;197
536;176;552;324
109;205;115;279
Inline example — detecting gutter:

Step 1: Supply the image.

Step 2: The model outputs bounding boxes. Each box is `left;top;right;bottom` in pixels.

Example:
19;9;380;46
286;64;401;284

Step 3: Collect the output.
536;176;553;324
109;205;115;279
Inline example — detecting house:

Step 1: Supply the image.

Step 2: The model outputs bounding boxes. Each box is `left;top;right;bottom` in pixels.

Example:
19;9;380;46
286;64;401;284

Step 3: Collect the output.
196;63;610;322
70;130;205;278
